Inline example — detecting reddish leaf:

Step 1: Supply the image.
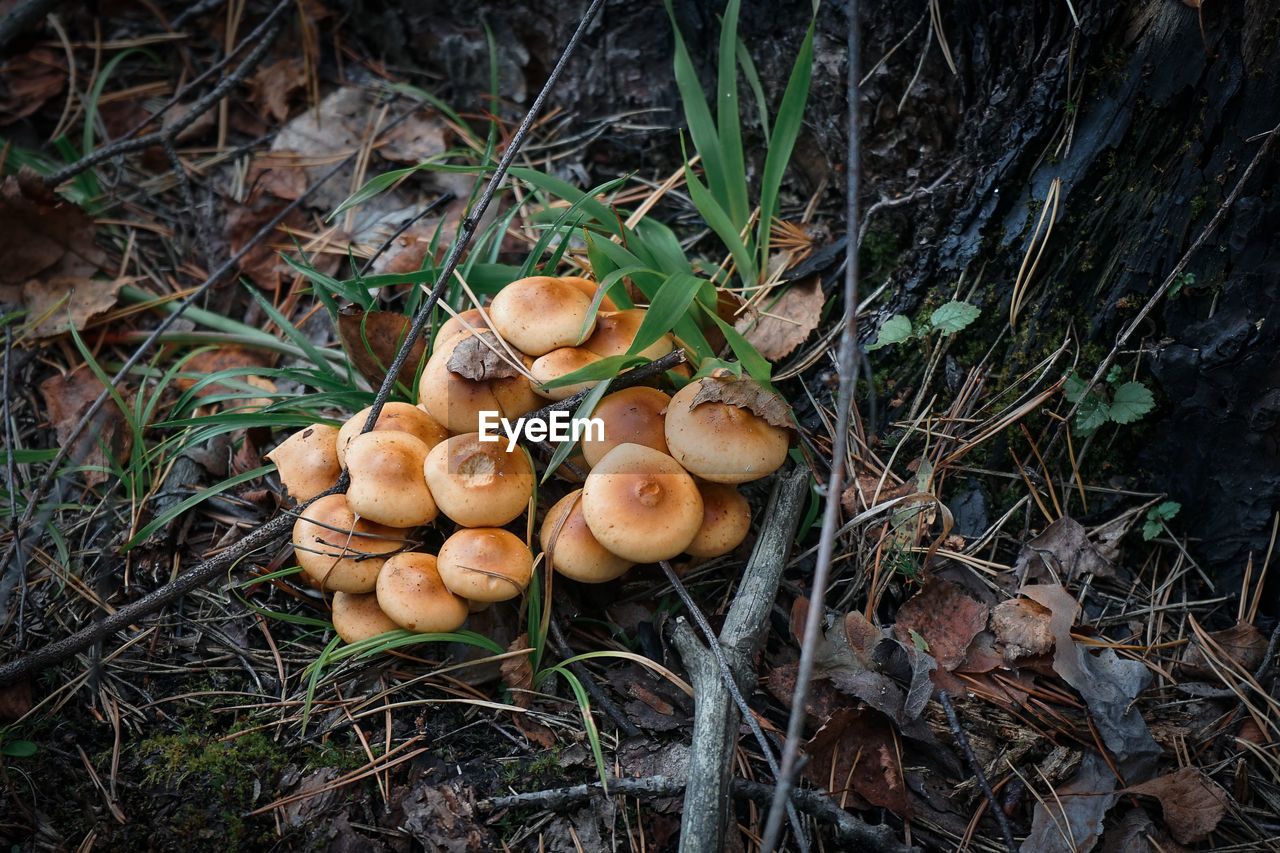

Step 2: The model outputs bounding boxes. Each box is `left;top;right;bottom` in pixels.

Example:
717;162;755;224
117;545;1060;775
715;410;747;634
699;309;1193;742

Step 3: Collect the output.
39;366;132;487
1126;767;1229;844
803;708;914;818
336;306;427;393
689;374;793;428
0;48;67;124
1180;619;1268;677
174;347;274;400
892;577;989;670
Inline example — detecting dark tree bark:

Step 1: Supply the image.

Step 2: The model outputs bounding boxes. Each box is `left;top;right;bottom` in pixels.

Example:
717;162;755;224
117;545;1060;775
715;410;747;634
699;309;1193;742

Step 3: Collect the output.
354;0;1280;589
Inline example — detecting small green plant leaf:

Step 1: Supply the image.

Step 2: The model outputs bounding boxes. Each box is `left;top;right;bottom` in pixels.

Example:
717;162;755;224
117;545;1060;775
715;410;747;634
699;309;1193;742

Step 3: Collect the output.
869;315;913;350
1109;381;1155;424
928;301;981;335
1;739;37;757
1142;500;1181;541
1105;364;1123;385
1062;372;1088;403
1074;394;1112;435
907;629;930;652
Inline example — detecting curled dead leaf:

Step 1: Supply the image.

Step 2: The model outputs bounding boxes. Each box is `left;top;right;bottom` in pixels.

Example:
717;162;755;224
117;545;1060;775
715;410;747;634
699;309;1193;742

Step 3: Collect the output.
337;306;428;392
688;374;793;429
446;331;520;381
737;277;824;361
990;597;1055;662
1179;619;1267;677
1125;767;1229;845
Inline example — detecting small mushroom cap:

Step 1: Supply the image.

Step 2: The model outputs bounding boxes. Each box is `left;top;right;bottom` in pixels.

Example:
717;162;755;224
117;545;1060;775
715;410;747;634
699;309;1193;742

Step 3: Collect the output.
489;276;595;356
541;489;634;583
529;347;603;401
561;276;618;312
582;309;673;360
265;423;341;502
424;432;535;527
437;527;534;602
580;386;671;467
417;331;540;434
292;494;406;593
685;482;752;558
331;591;401;643
581;444;703;563
375;553;470;633
344;431;438;527
336;402;448;468
664;378;790;483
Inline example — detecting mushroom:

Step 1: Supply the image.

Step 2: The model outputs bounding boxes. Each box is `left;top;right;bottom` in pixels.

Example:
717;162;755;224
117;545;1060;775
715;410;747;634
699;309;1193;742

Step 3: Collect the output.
581;443;703;563
436;527;534;602
561;276;618;312
423;432;535;527
582;308;673;360
417;330;541;434
663;377;790;483
336;402;448;468
375;552;470;633
541;489;633;583
579;386;671;467
685;482;752;558
433;307;492;350
265;423;342;502
344;431;438;527
488;276;595;356
331;591;401;643
529;347;604;400
292;494;405;593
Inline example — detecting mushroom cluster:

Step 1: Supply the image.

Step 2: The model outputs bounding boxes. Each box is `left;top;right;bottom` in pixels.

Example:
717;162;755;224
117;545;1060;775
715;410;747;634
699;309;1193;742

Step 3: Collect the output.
266;275;793;645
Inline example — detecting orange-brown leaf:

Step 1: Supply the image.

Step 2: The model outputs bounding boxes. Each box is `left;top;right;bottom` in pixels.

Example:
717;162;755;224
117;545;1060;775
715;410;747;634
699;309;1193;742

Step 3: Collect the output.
688;375;793;429
739;277;824;360
337;306;428;393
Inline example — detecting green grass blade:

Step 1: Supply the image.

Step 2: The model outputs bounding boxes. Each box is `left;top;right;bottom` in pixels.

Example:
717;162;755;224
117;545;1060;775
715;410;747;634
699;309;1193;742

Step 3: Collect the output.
683;156;757;287
244;284;345;383
758;17;815;264
123;464;272;550
715;0;749;230
704;307;773;384
627;272;703;355
663;0;728;210
735;35;771;141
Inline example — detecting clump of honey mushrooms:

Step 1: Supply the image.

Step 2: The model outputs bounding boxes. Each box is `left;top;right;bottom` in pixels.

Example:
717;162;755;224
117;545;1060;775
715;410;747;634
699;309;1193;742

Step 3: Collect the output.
266;275;793;644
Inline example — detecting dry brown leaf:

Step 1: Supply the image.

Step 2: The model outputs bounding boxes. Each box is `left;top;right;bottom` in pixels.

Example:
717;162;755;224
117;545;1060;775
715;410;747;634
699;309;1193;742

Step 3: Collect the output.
1126;767;1229;844
840;473;913;515
247;57;307;123
173;347;274;401
375;223;436;275
225;201;307;291
1179;619;1267;676
738;277;824;360
1011;516;1115;585
689;374;793;428
500;633;534;709
892;577;989;671
990;597;1055;662
378;110;450;164
21;276;123;340
446;331;520;381
39;366;132;487
337;306;428;393
0;680;33;722
0;48;67;124
247;154;308;201
269;86;366;212
803;707;915;818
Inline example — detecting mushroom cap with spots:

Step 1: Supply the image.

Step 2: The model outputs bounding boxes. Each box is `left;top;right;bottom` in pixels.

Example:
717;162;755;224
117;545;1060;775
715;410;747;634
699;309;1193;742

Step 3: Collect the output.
375;552;470;634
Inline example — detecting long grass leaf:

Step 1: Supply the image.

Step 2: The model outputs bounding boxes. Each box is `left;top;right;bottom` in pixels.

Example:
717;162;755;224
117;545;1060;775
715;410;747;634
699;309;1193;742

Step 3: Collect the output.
627;272;703;355
758;17;815;264
683;159;757;286
123;464;272;550
716;0;749;230
663;0;728;209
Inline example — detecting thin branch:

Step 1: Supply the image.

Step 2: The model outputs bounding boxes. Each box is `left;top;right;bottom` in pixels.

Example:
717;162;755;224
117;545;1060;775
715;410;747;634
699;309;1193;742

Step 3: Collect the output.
940;691;1018;853
476;774;913;851
761;1;863;848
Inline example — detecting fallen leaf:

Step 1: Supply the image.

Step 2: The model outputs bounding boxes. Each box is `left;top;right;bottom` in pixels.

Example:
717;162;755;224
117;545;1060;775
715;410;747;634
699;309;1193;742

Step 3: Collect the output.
247;153;309;201
270;86;367;213
990;597;1056;662
0;680;33;722
892;577;989;671
390;780;491;851
1179;619;1267;676
1022;750;1119;853
374;223;436;275
337;306;428;392
378;109;450;164
446;331;521;381
1022;584;1162;779
247;57;307;123
1100;807;1191;853
0;172;108;286
803;707;914;818
1012;516;1114;586
499;633;533;709
39;366;133;487
0;48;67;124
840;473;913;515
173;347;274;400
689;374;793;428
225;201;307;291
738;276;824;360
21;275;123;340
1125;767;1229;844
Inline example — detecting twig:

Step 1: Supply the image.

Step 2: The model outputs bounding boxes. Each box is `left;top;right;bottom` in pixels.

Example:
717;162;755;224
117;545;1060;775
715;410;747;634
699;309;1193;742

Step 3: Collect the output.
548;615;641;739
939;691;1018;853
659;556;807;850
476;774;913;850
41;7;286;188
669;468;811;853
761;2;863;849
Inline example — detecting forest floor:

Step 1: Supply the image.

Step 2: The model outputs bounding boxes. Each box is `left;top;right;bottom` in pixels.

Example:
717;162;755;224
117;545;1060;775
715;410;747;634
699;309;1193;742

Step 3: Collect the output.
1;1;1278;851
